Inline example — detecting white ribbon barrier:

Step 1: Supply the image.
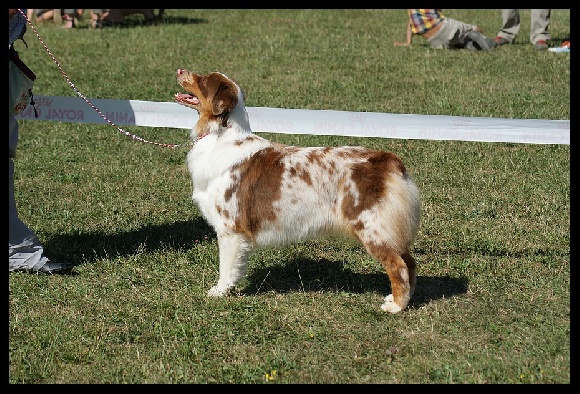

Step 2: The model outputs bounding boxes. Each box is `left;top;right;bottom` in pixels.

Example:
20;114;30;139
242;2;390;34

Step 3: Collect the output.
16;95;569;145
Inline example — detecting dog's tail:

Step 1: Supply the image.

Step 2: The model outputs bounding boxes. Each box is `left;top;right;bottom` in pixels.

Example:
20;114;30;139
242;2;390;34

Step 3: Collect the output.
385;171;421;252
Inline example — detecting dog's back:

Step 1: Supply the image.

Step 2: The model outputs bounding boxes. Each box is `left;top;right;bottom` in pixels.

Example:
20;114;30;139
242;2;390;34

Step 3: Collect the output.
228;144;420;251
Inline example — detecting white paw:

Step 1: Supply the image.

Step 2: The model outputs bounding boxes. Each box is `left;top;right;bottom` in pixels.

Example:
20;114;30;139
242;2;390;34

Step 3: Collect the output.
207;286;229;297
381;294;403;314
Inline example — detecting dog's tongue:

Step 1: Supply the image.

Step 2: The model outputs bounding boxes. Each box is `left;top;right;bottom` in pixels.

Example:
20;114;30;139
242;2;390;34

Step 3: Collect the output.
174;92;199;105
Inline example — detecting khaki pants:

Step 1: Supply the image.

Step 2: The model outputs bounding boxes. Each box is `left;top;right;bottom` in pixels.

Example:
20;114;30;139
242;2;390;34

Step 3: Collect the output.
425;18;479;49
496;9;551;45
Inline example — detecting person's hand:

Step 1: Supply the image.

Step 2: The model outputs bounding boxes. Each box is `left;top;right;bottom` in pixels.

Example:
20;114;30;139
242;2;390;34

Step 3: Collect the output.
394;41;411;47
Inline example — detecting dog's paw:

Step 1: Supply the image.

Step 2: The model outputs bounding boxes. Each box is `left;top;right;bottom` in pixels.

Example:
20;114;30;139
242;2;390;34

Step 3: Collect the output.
381;294;403;314
207;286;229;297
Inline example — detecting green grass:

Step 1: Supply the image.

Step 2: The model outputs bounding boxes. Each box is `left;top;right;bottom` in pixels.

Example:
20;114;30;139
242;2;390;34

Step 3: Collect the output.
9;9;569;384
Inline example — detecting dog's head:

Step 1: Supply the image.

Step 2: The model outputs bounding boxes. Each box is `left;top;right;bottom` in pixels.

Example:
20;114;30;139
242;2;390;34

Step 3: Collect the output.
175;70;250;138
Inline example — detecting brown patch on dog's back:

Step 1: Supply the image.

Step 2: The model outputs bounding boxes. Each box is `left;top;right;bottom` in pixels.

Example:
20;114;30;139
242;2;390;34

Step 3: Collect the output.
342;150;405;220
232;147;286;238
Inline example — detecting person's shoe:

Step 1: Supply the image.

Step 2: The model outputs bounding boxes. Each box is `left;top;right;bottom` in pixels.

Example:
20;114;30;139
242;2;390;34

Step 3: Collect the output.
466;31;496;51
534;40;549;50
13;260;75;275
548;40;570;53
38;260;75;274
494;36;510;46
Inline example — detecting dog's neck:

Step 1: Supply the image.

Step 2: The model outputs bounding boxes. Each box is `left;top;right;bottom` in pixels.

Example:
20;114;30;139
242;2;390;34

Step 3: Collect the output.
229;95;252;132
194;97;252;140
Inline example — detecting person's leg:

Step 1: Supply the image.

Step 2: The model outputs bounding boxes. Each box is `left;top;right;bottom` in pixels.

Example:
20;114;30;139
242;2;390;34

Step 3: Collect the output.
496;9;520;43
427;18;494;50
530;9;551;45
424;20;450;49
9;182;74;274
441;18;480;48
8;115;48;272
8;115;74;274
9;160;49;272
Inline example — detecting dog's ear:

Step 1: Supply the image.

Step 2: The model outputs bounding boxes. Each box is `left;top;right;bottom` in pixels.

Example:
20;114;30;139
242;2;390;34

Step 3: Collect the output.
212;82;238;127
212;82;237;116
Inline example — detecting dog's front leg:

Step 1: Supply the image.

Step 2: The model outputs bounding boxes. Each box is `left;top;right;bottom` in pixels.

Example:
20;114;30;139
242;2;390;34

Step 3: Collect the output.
207;233;253;297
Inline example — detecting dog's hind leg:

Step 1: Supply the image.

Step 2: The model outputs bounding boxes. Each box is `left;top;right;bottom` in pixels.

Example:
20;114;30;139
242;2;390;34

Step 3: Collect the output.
365;243;415;313
402;252;417;298
207;233;253;297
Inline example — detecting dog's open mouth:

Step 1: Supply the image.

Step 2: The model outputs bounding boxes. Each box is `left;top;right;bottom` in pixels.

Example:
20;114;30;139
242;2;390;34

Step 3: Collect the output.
174;92;199;106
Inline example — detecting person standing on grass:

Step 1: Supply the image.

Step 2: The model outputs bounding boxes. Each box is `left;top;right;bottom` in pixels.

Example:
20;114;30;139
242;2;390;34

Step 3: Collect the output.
494;9;551;50
9;9;75;275
393;9;496;50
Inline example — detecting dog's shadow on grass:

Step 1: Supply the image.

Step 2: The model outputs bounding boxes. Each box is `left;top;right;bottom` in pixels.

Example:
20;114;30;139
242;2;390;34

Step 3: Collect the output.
244;258;469;309
44;217;216;261
45;220;467;307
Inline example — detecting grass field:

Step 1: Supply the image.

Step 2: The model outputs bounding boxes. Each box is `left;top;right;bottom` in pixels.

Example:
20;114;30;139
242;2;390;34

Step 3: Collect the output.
9;9;569;384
